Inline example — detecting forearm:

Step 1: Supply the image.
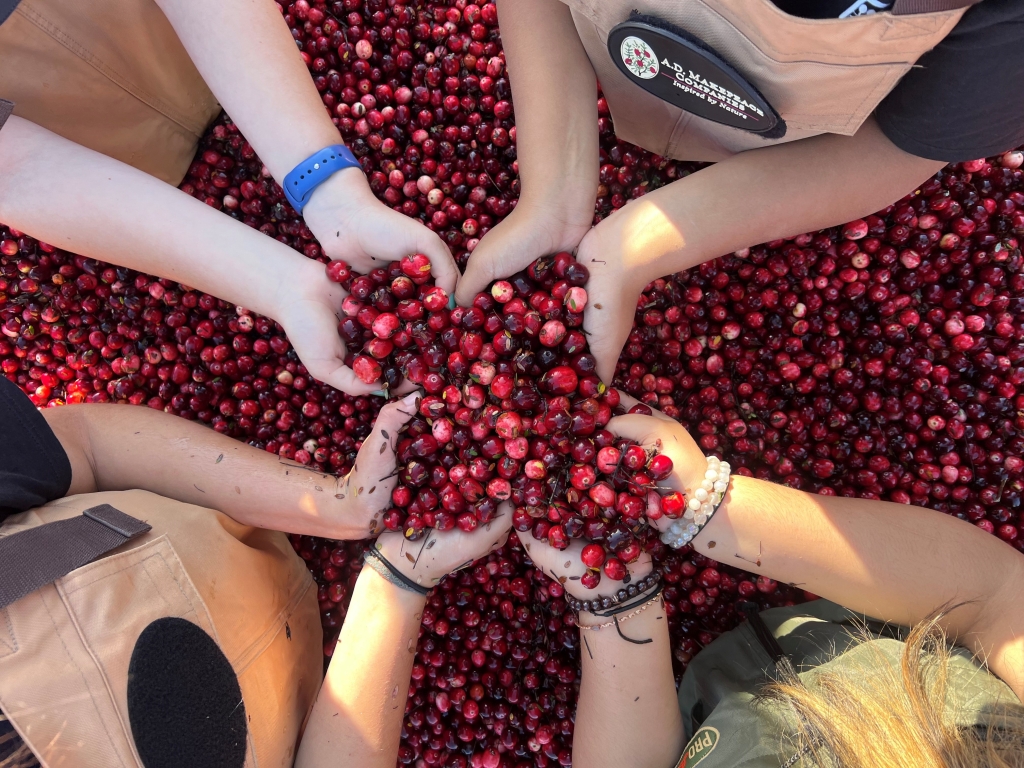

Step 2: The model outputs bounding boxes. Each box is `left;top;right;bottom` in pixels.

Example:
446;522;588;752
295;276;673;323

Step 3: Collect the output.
696;476;1024;675
155;0;342;180
296;567;424;768
45;404;362;539
0;117;317;319
615;117;944;282
496;0;598;208
574;601;685;768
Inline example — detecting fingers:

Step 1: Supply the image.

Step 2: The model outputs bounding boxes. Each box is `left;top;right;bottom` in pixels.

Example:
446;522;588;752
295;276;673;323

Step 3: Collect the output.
456;215;543;306
482;501;514;548
411;226;460;297
586;301;634;386
292;330;380;396
614;390;675;423
456;237;503;306
321;361;380;397
358;392;421;464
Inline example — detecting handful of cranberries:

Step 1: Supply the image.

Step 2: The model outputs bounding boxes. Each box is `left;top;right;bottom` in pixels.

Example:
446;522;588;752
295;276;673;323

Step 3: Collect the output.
326;251;687;587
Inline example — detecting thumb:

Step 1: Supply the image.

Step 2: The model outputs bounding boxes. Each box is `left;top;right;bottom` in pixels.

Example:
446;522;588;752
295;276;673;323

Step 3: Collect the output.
361;392;421;459
605;414;668;450
586;295;636;386
614;390;676;423
409;224;460;298
456;216;547;306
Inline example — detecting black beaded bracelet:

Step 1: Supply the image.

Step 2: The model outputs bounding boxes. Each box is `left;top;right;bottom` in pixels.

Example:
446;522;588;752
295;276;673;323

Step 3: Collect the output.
590;581;665;618
363;546;431;596
565;570;661;614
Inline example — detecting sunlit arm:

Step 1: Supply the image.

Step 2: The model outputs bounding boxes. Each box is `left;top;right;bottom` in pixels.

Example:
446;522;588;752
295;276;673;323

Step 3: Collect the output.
580;118;946;381
295;566;424;768
610;410;1024;710
40;403;364;539
698;477;1024;702
611;117;943;281
154;0;344;181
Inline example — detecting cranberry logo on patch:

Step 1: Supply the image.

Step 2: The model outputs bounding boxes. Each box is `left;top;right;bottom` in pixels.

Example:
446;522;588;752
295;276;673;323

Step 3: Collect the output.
620;36;658;80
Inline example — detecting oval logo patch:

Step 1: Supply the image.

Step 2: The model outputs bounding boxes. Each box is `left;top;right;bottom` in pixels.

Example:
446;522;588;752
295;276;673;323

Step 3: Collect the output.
676;726;720;768
608;18;783;136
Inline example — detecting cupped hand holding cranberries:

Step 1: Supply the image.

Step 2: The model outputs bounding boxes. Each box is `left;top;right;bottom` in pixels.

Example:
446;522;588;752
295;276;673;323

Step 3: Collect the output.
607;392;712;518
301;167;462;296
375;502;513;590
455;193;596;307
271;255;390;395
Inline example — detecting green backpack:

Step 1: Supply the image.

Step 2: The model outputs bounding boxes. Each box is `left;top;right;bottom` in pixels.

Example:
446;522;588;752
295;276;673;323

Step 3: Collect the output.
674;600;1022;767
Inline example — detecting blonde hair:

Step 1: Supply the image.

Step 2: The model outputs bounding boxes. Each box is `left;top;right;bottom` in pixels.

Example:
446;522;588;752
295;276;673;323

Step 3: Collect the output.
0;714;35;768
759;615;1024;768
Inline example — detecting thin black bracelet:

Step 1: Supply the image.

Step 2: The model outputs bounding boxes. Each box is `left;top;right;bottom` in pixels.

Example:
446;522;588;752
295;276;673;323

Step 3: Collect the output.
565;570;661;614
590;581;665;618
364;546;431;596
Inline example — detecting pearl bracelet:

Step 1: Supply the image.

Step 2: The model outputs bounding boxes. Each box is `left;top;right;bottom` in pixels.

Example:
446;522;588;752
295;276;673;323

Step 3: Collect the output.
660;455;731;550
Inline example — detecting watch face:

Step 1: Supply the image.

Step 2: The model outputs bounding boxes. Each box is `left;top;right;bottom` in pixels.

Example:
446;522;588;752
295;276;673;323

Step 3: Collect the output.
620;36;659;79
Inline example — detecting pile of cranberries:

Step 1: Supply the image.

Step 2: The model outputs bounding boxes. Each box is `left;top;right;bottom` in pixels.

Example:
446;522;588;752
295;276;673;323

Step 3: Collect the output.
326;250;686;589
2;0;1022;765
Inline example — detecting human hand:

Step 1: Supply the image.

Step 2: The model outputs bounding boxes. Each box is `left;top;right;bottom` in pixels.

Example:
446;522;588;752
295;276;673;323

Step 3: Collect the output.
607;392;711;531
521;534;654;602
330;393;421;537
521;393;709;598
575;211;654;385
374;503;513;590
455;193;595;305
302;168;461;297
272;257;387;395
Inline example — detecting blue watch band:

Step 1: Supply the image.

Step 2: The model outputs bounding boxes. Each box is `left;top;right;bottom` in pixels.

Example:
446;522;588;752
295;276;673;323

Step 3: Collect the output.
283;144;362;214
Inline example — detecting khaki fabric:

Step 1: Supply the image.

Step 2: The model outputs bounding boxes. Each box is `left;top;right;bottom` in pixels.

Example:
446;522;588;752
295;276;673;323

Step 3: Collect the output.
562;0;968;161
0;490;322;768
0;0;220;184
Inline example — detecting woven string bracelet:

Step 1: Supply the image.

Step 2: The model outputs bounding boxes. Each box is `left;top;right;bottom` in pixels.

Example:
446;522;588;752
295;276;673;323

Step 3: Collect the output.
578;591;665;644
364;546;431;596
589;581;665;619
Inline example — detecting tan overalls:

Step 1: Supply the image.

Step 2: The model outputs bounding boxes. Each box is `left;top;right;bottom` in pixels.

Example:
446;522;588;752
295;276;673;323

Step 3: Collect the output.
0;0;220;184
0;490;323;767
561;0;973;161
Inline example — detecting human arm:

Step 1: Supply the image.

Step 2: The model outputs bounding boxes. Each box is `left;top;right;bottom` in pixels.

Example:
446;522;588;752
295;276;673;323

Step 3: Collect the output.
609;409;1024;703
0;116;385;394
39;392;421;539
522;536;685;768
578;116;945;382
295;513;512;767
456;0;599;304
152;0;459;294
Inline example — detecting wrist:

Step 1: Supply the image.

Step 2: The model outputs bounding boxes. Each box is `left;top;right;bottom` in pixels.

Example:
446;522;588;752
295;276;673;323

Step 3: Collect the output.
615;194;697;285
375;535;441;592
301;166;369;228
358;563;427;610
576;574;663;624
566;558;654;603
